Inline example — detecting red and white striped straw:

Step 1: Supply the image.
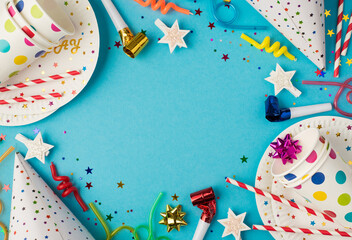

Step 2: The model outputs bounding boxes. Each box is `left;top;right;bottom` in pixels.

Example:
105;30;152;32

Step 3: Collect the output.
226;178;335;223
253;225;352;238
334;0;344;78
0;70;81;92
341;14;352;56
0;93;63;105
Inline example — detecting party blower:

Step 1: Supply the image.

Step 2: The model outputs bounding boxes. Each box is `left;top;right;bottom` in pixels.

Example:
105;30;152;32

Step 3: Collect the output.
265;95;332;122
101;0;149;58
190;187;216;240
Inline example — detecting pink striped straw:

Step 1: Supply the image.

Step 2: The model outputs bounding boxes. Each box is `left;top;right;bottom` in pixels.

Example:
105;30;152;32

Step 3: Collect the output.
334;0;344;78
253;225;352;238
226;178;335;223
0;93;63;105
341;14;352;56
0;70;81;93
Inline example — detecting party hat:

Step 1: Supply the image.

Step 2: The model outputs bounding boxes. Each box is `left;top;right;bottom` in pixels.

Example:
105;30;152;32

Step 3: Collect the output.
9;152;94;240
244;0;326;69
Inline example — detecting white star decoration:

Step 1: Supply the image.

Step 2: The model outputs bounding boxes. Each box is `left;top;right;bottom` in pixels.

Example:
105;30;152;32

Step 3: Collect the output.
155;18;190;53
15;132;54;164
218;209;250;239
265;64;301;98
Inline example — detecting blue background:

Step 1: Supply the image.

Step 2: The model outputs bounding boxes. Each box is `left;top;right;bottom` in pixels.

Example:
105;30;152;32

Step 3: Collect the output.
1;0;352;239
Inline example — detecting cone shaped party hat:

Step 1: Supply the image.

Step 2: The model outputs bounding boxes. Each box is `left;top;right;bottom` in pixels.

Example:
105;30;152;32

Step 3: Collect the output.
9;152;94;240
245;0;326;69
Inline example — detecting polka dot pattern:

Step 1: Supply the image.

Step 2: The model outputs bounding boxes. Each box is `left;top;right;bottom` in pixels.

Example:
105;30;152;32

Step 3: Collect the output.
338;193;351;206
0;39;10;53
345;212;352;223
336;171;347;184
284;173;296;181
16;0;24;12
4;19;16;32
14;55;27;65
313;191;327;201
311;172;325;185
51;24;61;32
306;150;318;163
324;210;337;218
30;5;43;19
329;149;336;159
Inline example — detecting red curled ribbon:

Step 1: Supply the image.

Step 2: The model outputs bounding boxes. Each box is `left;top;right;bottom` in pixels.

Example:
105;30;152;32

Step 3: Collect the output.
50;162;89;212
303;78;352;117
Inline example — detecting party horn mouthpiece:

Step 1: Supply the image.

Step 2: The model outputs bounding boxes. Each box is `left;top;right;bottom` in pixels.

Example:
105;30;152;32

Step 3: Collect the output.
265;95;332;122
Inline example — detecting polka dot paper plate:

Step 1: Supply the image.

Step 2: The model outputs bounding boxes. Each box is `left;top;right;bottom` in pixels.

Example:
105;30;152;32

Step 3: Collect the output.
255;116;352;240
0;0;99;126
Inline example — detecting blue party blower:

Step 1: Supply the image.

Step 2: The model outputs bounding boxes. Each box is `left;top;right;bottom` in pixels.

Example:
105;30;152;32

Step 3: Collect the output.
265;96;332;122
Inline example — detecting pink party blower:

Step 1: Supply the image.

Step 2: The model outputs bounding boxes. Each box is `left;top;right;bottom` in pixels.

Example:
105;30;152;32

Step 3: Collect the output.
190;187;216;240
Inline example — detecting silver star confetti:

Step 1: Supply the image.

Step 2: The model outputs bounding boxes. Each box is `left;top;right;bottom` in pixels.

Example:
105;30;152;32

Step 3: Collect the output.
218;209;250;239
16;132;54;164
155;19;190;53
265;63;301;98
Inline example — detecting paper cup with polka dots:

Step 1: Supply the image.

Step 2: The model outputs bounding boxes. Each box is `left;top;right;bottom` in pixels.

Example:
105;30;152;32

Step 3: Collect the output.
7;0;54;49
0;0;47;84
272;129;327;185
272;128;352;228
14;0;75;43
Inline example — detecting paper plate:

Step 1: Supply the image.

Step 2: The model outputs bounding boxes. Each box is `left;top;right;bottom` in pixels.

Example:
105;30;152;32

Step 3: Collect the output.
0;0;99;126
0;110;54;126
255;116;352;240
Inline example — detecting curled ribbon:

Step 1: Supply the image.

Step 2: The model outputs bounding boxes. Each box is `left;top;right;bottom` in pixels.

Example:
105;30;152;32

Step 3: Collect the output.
90;192;170;240
134;0;191;15
303;78;352;117
241;34;296;61
50;162;88;212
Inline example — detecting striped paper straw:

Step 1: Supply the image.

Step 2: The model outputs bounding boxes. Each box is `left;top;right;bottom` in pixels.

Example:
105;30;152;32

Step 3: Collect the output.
0;93;63;105
342;14;352;56
226;178;335;223
0;70;80;92
253;225;352;238
334;0;344;78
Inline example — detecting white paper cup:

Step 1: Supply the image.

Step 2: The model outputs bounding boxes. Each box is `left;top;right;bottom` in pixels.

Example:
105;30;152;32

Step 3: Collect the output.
7;0;54;49
272;128;352;228
14;0;75;43
0;0;46;84
272;129;326;185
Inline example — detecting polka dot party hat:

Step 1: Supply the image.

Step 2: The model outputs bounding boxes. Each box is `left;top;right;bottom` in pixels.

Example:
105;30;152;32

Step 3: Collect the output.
244;0;326;69
9;152;94;240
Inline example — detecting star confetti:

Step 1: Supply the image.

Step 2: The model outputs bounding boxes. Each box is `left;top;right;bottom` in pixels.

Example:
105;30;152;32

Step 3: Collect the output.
3;184;10;192
0;134;6;141
114;41;121;48
85;182;93;189
265;64;301;98
159;205;187;232
85;167;93;174
15;132;54;164
240;155;248;163
106;214;113;221
324;10;331;17
218;209;250;239
208;22;215;30
222;54;229;62
195;8;202;16
155;19;190;53
172;194;179;201
117;181;124;188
